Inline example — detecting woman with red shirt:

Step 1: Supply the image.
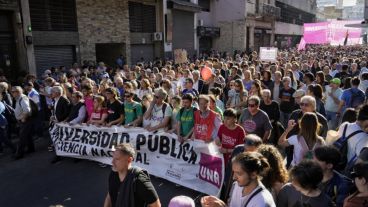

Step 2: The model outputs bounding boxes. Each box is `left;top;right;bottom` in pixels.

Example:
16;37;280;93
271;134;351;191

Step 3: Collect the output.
87;95;108;126
215;108;246;165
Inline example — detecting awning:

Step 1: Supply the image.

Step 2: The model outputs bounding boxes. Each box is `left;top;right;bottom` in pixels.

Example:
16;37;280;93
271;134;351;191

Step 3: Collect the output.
167;0;202;13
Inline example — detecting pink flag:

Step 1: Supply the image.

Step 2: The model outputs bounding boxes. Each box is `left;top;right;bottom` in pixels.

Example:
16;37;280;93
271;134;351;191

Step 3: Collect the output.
298;38;306;51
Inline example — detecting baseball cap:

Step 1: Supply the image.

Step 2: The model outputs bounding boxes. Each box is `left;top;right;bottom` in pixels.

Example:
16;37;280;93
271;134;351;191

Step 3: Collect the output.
330;78;341;85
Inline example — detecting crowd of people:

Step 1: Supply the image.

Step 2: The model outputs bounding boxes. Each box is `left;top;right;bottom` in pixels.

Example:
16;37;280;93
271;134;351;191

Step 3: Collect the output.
0;45;368;207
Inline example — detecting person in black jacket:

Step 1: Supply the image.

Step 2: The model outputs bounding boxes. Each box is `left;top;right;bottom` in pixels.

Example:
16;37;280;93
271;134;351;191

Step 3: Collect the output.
66;91;86;125
50;86;70;163
51;86;71;123
104;143;161;207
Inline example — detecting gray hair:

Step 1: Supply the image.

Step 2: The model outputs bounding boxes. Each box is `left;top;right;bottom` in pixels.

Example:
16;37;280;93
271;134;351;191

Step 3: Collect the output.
192;70;200;76
301;95;316;111
248;95;261;105
12;86;23;94
51;86;63;95
0;82;9;91
155;88;168;100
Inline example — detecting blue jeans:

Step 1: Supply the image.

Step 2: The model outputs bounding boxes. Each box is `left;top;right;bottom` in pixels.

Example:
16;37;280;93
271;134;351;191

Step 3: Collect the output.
326;111;338;130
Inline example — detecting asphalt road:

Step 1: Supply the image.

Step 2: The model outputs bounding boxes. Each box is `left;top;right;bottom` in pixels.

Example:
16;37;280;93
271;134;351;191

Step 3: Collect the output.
0;137;203;207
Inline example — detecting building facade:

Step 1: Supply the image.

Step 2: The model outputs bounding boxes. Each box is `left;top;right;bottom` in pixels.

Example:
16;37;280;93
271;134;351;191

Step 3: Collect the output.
0;0;201;77
196;0;280;53
275;0;317;49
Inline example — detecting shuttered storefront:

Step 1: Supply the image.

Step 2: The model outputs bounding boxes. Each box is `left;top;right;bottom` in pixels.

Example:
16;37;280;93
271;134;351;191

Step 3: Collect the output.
0;11;17;79
172;10;194;56
131;44;154;64
34;46;75;75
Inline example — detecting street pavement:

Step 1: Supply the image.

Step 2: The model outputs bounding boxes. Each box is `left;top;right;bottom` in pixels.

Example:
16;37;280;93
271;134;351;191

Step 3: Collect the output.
0;137;204;207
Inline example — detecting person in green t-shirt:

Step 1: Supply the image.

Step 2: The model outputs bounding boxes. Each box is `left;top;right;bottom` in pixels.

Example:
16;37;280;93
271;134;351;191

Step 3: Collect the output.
176;94;196;143
123;90;143;127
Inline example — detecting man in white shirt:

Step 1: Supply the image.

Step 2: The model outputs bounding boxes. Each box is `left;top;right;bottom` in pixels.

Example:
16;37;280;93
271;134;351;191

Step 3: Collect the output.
11;86;33;159
337;104;368;170
324;78;343;130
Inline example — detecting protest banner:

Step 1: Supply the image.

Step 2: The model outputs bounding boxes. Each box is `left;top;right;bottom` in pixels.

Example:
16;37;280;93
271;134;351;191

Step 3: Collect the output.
260;47;278;62
174;49;188;64
303;22;329;44
49;123;225;196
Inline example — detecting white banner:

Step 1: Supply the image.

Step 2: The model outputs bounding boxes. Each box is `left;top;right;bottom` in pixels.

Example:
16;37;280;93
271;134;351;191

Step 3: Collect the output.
49;123;225;196
260;47;278;62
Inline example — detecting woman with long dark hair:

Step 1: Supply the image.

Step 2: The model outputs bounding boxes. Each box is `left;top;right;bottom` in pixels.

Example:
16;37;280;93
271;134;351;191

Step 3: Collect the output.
278;112;325;167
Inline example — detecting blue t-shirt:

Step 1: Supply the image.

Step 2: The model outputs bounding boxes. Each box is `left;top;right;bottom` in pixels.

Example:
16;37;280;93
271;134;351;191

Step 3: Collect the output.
341;88;365;111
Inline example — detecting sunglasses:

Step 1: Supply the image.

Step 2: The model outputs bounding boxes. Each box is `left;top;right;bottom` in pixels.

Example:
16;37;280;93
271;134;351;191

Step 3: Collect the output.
248;103;257;108
124;94;132;98
299;102;310;107
154;95;160;99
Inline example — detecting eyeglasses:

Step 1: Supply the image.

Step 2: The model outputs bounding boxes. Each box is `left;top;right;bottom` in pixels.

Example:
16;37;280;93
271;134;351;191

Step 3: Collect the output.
299;102;310;107
248;103;257;108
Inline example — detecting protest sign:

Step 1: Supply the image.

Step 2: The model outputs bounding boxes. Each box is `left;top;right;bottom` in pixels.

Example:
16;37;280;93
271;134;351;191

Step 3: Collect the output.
174;49;188;64
49;123;225;196
260;47;278;62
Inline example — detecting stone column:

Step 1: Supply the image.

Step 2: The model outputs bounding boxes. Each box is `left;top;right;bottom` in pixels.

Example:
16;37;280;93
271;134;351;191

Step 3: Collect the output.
20;0;36;75
249;26;255;51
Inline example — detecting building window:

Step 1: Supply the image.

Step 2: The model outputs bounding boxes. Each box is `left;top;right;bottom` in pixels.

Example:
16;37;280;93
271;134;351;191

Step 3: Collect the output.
29;0;77;31
276;1;315;25
129;2;156;33
256;0;259;13
198;0;210;12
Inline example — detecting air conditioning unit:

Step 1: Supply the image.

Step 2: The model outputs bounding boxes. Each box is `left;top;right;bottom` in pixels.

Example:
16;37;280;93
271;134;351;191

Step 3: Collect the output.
153;32;163;41
198;19;204;26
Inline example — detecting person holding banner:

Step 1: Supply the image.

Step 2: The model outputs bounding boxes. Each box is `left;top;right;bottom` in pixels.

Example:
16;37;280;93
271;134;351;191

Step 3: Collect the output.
104;88;124;127
144;88;172;132
176;94;196;143
192;95;221;143
104;143;161;207
123;89;143;127
66;91;86;125
87;95;108;126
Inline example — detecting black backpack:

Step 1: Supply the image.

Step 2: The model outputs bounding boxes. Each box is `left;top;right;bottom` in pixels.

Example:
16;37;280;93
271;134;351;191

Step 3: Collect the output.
2;101;16;124
19;97;39;119
333;124;365;173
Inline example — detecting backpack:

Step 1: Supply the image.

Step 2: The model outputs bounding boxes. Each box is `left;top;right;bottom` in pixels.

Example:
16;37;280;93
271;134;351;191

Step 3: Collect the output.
333;124;365;173
2;101;16;124
19;97;38;119
349;89;365;108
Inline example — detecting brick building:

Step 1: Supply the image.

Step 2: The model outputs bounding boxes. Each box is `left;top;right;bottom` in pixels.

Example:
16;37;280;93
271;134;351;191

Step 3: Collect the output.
0;0;201;77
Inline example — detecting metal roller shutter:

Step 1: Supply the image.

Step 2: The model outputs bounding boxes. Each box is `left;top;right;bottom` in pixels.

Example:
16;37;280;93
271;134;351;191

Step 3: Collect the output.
172;10;194;56
131;44;154;64
34;45;75;75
